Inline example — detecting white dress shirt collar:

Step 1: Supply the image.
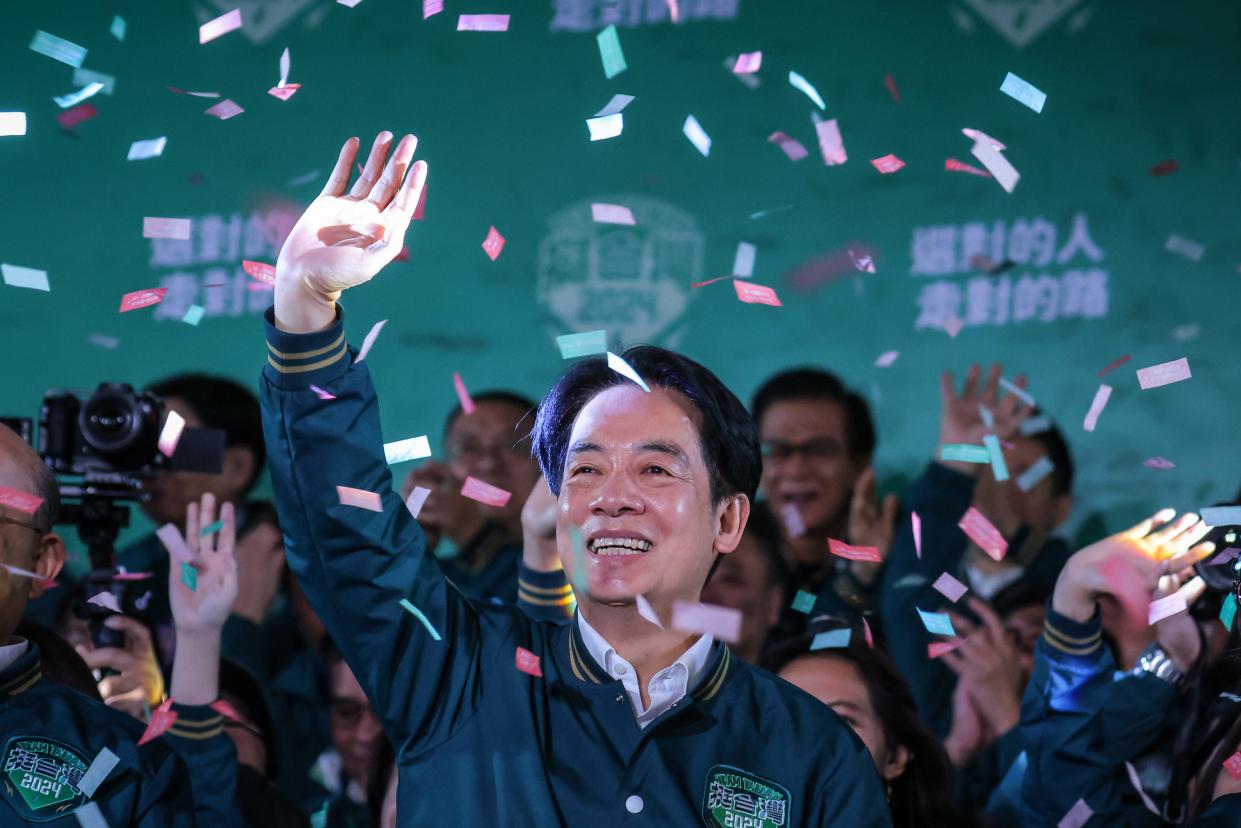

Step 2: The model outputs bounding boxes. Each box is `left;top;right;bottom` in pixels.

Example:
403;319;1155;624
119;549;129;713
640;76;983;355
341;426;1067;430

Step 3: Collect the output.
0;638;30;674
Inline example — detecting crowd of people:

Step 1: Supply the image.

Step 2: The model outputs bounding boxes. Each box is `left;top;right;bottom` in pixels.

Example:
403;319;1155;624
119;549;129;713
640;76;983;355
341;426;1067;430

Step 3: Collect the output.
3;132;1241;826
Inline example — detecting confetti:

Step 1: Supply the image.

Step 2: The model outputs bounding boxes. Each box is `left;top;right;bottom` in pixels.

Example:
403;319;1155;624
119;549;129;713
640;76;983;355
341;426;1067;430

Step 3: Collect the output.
0;113;26;137
963;127;1006;150
461;476;512;507
780;503;806;538
157;410;186;458
788;70;826;110
587;113;624;141
1136;357;1191;390
1016;456;1055;492
791;590;816;614
481;226;506;260
337;485;383;512
932;572;969;603
671;601;741;643
169;87;220;98
1164;234;1204;262
768;131;808;161
399;599;443;640
885;72;901;103
870;154;905;174
30;31;87;67
384;436;432;464
636;594;663;628
811;628;851;650
812;117;847;165
1;264;49;292
269;84;300;101
110;14;126;41
57;104;97;130
198;519;224;538
916;608;956;637
143;217;191;240
1098;354;1131;377
77;747;119;798
958;507;1008;561
556;329;608;359
606;351;651;392
309;384;336;400
1082;384;1112;432
156;523;194;564
983;435;1009;481
242;260;276;284
453;371;476;413
74;68;116;95
683;115;711;156
1058;799;1093;828
970;140;1019;193
1221;594;1238;631
591;203;635;225
944;158;992;177
597;25;627;78
828;538;882;563
912;511;922;558
733;51;762;74
119;288;168;313
944;316;964;338
85;592;121;613
54;82;104;109
2;563;54;586
112;570;153;582
424;0;443;18
338;0;364;7
875;351;899;368
733;242;756;278
1150;159;1178;177
200;9;242;44
1143;457;1175;470
1201;506;1241;526
128;137;167;160
74;802;109;828
999;377;1035;407
87;334;118;349
1148;592;1188;624
928;639;964;659
181;562;198;591
939;444;991;464
862;618;875;648
1224;752;1241;782
849;250;875;273
205;99;244;120
355;318;388;362
457;14;510;32
1020;416;1050;436
978;406;995;430
405;485;432;519
1000;71;1047;112
515;646;542;676
733;280;781;306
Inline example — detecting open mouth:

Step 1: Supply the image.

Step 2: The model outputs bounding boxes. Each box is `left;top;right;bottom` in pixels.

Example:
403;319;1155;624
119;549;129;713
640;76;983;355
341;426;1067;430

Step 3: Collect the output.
589;536;653;557
780;491;818;505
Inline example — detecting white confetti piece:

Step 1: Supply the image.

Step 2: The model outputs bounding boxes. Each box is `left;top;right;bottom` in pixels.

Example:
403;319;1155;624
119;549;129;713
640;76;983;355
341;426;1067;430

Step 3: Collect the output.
606;351;651;392
156;523;194;564
2;264;49;291
1016;455;1055;492
875;351;899;368
812;115;847;165
1000;71;1046;112
86;592;122;613
88;334;119;349
200;9;242;44
279;47;291;87
1165;234;1204;262
636;594;663;628
1136;357;1191;390
74;801;109;828
683;115;711;156
128;136;167;160
671;601;741;643
143;217;192;240
732;242;756;278
1082;384;1112;432
587;113;624;141
0;112;27;137
788;70;826;110
54;82;104;109
77;747;119;797
405;485;432;518
1148;591;1188;624
1200;506;1241;526
356;319;388;363
157;410;186;457
204;99;244;120
970;140;1019;193
384;436;432;464
591;203;635;225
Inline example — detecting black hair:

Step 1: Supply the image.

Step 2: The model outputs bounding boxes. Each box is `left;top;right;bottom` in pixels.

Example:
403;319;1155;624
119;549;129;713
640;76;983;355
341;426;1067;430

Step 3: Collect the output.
147;373;265;493
532;346;761;505
218;658;280;781
443;390;539;443
15;620;99;700
766;619;969;828
750;367;876;463
1021;412;1073;496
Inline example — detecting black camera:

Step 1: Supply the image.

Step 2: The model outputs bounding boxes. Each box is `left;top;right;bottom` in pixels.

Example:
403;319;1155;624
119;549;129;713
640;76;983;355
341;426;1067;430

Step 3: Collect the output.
1193;504;1241;596
40;384;166;477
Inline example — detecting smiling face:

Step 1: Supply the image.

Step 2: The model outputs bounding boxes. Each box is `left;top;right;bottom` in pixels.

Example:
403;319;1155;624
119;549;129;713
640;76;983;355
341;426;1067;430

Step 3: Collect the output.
555;385;747;609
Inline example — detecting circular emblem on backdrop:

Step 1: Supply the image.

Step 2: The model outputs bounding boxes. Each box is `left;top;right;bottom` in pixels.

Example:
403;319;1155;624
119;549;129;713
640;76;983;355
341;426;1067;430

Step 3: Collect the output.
537;195;703;349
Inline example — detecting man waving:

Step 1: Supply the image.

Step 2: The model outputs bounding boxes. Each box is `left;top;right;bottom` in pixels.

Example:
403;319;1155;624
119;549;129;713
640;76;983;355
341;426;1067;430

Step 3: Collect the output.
260;131;889;826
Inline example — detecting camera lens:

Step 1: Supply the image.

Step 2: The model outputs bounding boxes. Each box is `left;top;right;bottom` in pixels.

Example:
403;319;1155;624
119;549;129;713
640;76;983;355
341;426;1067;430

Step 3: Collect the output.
80;386;145;455
1194;525;1241;592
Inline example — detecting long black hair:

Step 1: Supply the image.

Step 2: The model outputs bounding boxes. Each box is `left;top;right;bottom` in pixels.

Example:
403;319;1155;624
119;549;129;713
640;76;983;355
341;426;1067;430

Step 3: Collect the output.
765;619;969;828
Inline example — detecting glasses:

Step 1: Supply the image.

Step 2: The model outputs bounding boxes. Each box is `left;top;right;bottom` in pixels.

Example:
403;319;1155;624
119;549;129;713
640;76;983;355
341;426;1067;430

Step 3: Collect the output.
445;438;531;465
760;438;844;464
0;514;46;535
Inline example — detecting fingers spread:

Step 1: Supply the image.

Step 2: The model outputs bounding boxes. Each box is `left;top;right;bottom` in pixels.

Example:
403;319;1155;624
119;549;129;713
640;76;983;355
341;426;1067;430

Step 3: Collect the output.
349;131;394;200
387;159;428;227
321;137;361;198
980;364;1002;406
1125;508;1177;540
962;364;981;400
368;134;417;210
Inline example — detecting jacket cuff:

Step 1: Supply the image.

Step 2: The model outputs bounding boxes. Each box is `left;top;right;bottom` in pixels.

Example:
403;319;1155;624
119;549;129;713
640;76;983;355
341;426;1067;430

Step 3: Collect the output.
1042;599;1103;658
517;563;576;616
262;305;351;390
166;703;224;741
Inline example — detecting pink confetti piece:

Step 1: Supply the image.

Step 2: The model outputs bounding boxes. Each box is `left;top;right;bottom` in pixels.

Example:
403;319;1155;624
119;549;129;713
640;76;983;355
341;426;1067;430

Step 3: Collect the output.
870;154;905;174
733;279;782;307
1144;456;1175;470
143;217;191;240
912;511;922;558
0;485;44;515
862;617;875;649
732;51;762;74
943;315;964;338
86;592;121;612
210;699;244;723
515;646;543;677
1082;384;1112;433
112;571;153;582
242;260;276;285
156;523;194;564
1224;752;1241;781
56;103;97;130
457;14;510;31
1150;159;1179;177
780;503;806;538
828;538;883;563
337;485;383;512
667;0;679;22
944;158;992;177
590;203;635;225
958;507;1007;562
405;485;432;519
849;250;876;273
157;410;185;458
119;287;168;313
670;600;742;644
1136;357;1192;390
932;572;969;603
204;99;244;120
1097;354;1131;377
813;118;847;165
768;131;809;161
424;0;443;18
885;72;901;103
355;319;387;363
482;226;506;260
453;371;476;414
636;594;663;629
928;638;963;659
268;84;300;101
199;9;242;44
1057;799;1093;828
138;699;178;745
309;384;336;401
461;476;512;507
875;351;899;368
1148;592;1188;624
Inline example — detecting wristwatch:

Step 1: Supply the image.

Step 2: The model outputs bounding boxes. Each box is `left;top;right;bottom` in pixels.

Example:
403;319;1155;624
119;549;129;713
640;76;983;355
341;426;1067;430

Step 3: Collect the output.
1131;644;1185;685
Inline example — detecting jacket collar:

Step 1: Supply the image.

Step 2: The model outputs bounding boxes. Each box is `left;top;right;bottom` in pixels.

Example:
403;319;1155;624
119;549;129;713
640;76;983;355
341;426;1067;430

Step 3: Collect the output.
0;643;42;697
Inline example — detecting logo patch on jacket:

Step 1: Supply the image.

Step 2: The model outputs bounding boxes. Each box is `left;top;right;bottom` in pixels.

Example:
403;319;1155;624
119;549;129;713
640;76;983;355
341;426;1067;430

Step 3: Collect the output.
2;737;89;821
702;764;791;827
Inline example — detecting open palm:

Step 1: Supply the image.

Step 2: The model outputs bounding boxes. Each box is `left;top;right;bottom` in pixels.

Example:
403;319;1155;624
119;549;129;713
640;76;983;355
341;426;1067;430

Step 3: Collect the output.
277;132;427;298
171;493;239;633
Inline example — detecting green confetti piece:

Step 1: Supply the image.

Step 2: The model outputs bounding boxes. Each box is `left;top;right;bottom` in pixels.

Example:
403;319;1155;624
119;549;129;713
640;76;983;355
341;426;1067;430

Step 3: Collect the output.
399;599;442;641
791;590;816;614
1221;593;1237;631
556;330;608;359
596;25;627;79
983;434;1009;481
569;524;588;594
310;802;329;828
916;607;955;637
181;304;205;326
111;15;127;42
180;562;198;592
810;628;851;650
939;443;991;464
199;519;223;538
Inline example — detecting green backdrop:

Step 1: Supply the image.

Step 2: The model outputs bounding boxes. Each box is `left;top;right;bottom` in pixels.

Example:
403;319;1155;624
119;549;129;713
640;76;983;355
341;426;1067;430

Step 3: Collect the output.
2;0;1239;551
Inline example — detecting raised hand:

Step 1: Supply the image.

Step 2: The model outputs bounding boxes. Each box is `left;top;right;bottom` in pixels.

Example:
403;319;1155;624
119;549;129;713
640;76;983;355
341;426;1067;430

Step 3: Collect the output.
845;467;898;585
80;615;165;719
938;363;1032;472
173;493;239;634
942;598;1025;737
522;475;561;573
275;131;428;333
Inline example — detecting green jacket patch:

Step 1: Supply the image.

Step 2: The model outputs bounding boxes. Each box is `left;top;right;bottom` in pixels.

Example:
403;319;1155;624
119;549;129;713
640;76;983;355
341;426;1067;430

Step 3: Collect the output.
702;764;791;827
2;737;89;821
